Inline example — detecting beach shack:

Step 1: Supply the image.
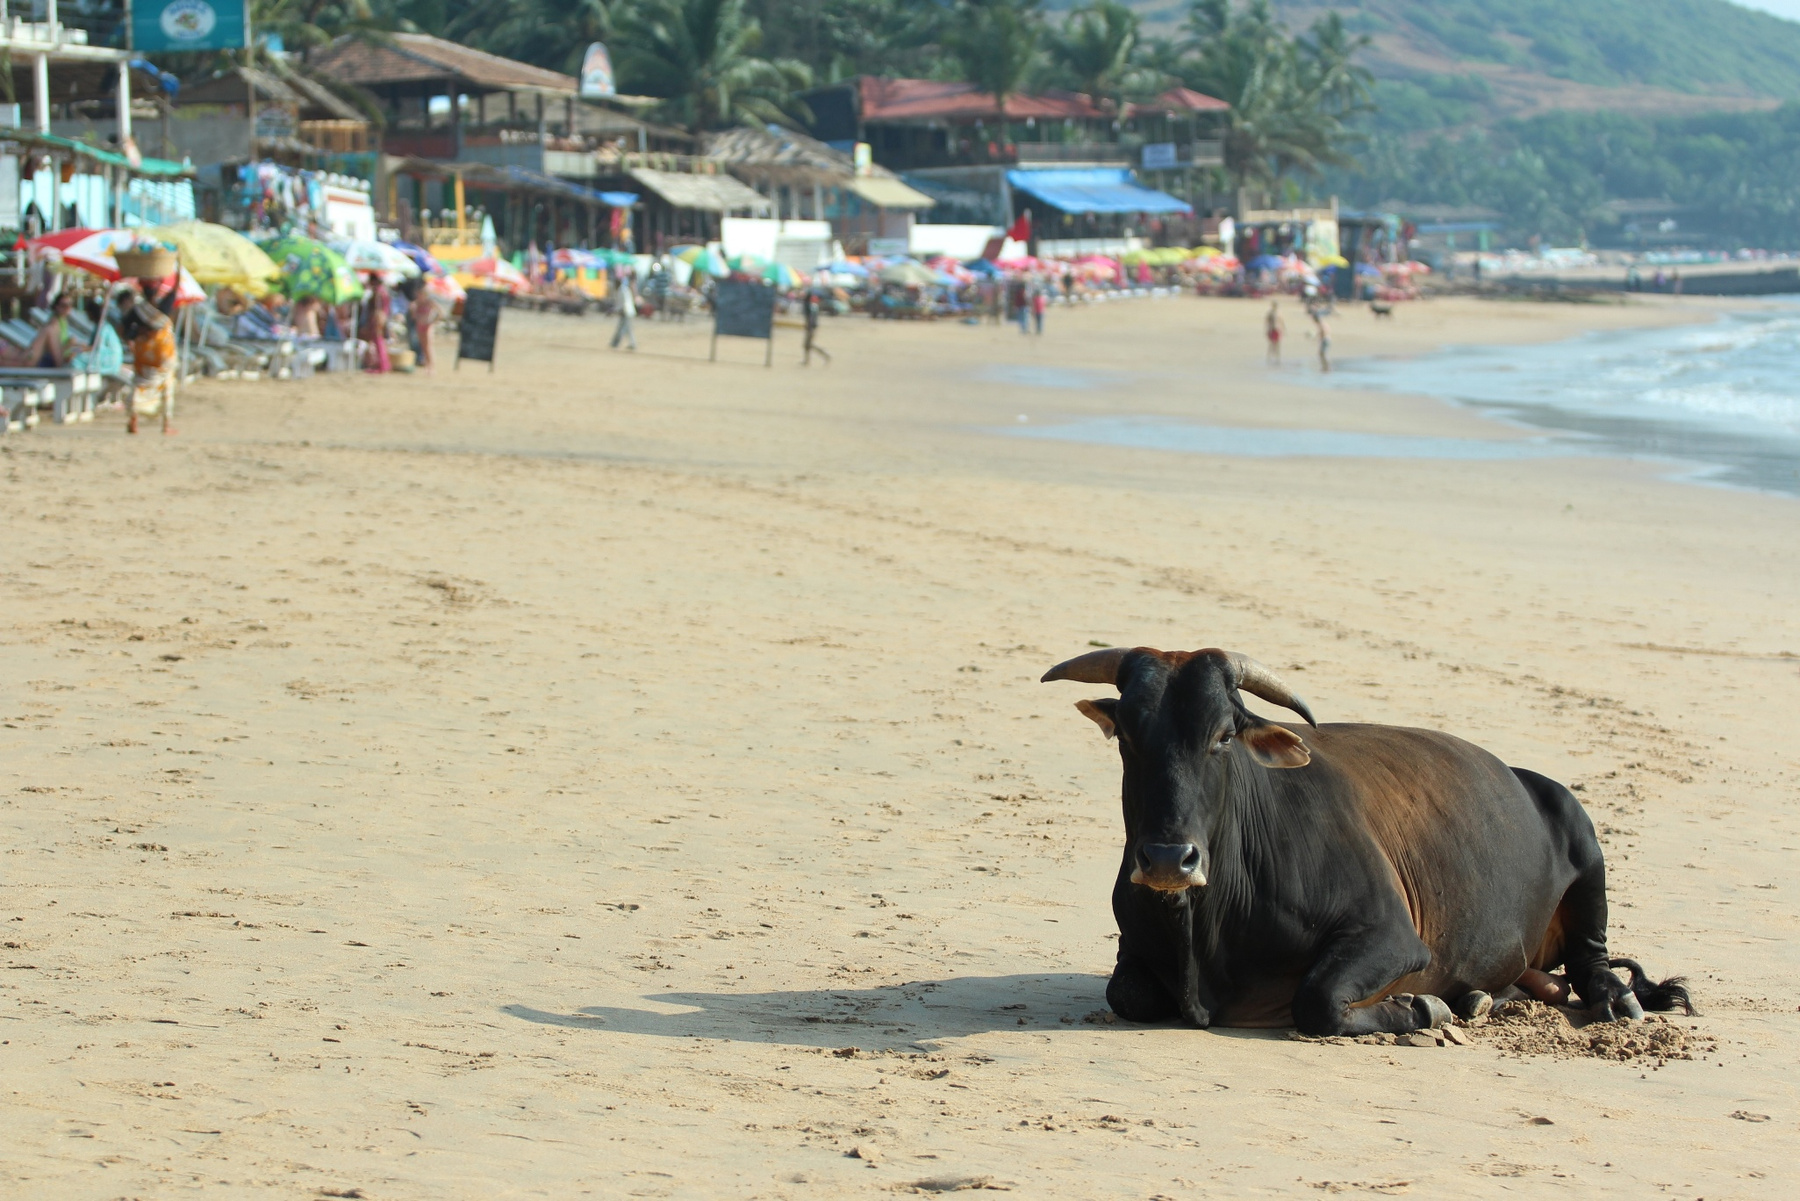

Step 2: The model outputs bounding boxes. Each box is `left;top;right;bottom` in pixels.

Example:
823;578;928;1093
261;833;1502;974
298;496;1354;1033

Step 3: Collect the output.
703;125;934;256
0;14;196;238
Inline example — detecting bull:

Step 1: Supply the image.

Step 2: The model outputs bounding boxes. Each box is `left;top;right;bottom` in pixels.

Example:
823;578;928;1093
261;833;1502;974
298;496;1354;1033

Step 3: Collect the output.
1044;646;1690;1035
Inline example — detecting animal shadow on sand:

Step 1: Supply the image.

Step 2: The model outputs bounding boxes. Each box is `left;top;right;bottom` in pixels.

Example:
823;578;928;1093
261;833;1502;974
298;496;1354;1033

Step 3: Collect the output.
503;973;1285;1050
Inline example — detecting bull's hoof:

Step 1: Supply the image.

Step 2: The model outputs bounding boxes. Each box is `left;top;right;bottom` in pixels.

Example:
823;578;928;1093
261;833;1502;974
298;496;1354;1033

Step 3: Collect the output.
1453;990;1493;1021
1590;990;1645;1023
1411;994;1453;1030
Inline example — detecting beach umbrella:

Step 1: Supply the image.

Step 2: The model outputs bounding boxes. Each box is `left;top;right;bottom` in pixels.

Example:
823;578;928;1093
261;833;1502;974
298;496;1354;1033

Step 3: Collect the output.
263;234;365;304
147;221;281;294
673;244;729;276
1354;262;1383;277
762;261;804;288
391;240;444;276
961;258;1001;277
425;274;466;303
1247;254;1284;272
462;256;530;292
1314;253;1350;269
824;260;869;277
330;236;421;278
879;260;940;286
727;252;770;277
27;228;205;303
28;227;140;277
550;247;593;270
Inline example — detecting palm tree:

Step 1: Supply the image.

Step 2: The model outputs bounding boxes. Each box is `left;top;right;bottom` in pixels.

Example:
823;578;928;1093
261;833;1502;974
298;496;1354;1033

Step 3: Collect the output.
1180;0;1371;192
944;0;1043;125
1047;1;1138;105
611;0;811;133
256;0;394;52
445;0;611;75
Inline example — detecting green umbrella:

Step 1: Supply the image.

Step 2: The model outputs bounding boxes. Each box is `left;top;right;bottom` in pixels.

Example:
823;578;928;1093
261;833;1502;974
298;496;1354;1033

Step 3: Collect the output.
264;235;364;304
763;261;804;288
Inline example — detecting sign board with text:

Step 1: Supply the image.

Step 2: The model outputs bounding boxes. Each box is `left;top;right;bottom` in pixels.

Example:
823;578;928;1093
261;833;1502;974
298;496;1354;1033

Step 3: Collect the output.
1141;142;1179;170
711;280;775;366
456;289;504;372
579;44;616;99
131;0;250;52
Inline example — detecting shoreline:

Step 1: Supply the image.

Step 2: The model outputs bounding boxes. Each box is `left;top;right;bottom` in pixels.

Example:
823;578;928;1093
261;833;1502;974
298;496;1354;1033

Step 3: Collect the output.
980;293;1798;497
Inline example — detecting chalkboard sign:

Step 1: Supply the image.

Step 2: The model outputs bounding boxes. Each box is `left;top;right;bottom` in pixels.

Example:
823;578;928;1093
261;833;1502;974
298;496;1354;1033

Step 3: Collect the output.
456;289;505;371
712;279;776;366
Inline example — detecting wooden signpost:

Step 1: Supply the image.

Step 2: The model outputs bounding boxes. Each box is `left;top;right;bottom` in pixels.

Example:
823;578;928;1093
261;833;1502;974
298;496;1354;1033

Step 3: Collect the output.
711;279;776;367
456;289;504;372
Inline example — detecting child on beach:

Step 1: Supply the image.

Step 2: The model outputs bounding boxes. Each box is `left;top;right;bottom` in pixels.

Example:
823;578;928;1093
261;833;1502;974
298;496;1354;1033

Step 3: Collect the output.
1031;288;1046;335
1312;308;1331;373
1265;302;1284;365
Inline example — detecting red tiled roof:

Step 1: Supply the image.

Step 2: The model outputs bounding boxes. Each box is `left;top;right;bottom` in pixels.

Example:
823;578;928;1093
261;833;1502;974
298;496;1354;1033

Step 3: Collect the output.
308;33;577;96
857;77;1106;122
1137;87;1231;114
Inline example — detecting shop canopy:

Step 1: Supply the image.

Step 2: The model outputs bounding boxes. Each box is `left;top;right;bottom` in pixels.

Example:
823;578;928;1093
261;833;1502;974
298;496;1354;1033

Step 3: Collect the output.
847;176;935;210
0;130;193;178
628;167;771;214
1006;168;1190;215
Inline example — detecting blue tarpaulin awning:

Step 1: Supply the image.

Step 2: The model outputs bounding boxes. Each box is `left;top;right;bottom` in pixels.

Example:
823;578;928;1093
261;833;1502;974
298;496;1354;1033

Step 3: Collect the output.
1006;168;1191;215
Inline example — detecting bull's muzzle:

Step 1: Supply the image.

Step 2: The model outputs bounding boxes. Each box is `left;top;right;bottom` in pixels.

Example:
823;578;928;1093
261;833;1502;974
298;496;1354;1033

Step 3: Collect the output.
1132;842;1206;891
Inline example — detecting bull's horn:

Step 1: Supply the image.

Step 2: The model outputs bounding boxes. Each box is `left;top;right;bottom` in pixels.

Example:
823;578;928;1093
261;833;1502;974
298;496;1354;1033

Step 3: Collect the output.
1223;652;1317;727
1041;647;1131;685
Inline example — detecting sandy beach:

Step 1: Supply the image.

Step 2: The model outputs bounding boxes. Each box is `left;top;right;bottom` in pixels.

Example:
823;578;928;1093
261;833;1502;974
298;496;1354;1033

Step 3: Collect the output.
3;292;1797;1198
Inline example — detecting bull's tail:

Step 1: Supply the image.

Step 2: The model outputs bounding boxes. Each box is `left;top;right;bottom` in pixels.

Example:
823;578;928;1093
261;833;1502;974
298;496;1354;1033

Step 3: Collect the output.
1609;957;1696;1016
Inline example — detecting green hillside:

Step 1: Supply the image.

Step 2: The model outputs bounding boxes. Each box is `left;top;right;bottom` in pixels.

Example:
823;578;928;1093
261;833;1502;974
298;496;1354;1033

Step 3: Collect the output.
1267;0;1800;100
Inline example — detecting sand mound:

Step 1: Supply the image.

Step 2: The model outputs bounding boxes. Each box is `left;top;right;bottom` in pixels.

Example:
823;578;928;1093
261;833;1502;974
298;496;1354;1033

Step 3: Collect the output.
1474;1000;1716;1064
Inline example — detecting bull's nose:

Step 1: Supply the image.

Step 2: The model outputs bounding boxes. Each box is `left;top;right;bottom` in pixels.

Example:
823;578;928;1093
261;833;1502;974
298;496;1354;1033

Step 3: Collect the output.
1134;842;1205;889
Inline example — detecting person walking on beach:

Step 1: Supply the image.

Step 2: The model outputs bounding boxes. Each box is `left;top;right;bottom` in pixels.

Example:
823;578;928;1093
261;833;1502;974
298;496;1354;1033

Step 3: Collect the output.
1031;287;1046;335
611;269;638;351
1265;301;1285;365
801;289;830;366
119;289;176;436
1312;307;1332;373
408;282;437;374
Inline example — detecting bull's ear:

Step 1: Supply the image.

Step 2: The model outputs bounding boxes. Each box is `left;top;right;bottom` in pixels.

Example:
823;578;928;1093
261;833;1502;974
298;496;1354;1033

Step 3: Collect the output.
1075;698;1118;739
1242;722;1309;768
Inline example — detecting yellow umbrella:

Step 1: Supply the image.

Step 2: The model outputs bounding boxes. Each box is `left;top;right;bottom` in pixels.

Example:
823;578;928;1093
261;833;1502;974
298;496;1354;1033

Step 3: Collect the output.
145;221;281;295
1313;253;1351;269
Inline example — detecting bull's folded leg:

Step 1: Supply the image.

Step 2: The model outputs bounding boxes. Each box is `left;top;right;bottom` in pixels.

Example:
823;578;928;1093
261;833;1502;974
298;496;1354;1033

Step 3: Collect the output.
1106;956;1180;1024
1290;921;1435;1037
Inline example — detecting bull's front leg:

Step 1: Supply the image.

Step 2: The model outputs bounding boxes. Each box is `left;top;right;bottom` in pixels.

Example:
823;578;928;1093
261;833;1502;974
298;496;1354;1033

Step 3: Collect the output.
1290;919;1448;1037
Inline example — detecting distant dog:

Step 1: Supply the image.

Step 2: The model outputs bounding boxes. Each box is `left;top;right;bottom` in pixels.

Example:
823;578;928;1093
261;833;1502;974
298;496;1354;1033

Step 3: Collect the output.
1370;300;1395;318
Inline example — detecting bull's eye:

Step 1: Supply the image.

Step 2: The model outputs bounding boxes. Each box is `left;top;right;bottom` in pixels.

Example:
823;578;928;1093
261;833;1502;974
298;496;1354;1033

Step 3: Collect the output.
1213;732;1233;752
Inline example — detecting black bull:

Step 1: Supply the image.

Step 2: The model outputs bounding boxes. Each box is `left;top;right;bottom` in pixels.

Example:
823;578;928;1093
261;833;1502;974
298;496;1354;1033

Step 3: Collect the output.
1044;646;1690;1036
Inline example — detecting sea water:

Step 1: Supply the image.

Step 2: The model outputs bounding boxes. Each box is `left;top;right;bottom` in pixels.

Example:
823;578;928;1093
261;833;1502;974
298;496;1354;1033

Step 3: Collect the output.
1321;304;1800;495
991;305;1800;498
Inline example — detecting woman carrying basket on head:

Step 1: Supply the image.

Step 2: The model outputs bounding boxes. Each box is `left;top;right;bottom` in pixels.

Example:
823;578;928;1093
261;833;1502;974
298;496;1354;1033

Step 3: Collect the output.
118;286;177;435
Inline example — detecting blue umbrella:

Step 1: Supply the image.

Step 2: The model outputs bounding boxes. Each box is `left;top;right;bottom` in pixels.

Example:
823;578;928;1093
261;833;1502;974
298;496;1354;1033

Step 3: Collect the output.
963;258;1003;277
1354;262;1384;276
391;239;444;276
1248;254;1284;272
825;261;869;277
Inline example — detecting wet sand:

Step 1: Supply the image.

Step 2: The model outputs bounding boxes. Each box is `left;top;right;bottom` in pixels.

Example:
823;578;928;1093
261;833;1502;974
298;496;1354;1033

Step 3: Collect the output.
3;293;1797;1197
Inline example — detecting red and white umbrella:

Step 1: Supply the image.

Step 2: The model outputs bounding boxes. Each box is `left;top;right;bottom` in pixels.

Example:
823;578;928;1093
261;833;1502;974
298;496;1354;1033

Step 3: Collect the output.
27;227;206;304
461;256;530;292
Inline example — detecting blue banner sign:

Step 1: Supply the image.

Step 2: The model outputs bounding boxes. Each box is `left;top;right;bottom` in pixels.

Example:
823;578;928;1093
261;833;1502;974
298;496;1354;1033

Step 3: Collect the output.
131;0;249;52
